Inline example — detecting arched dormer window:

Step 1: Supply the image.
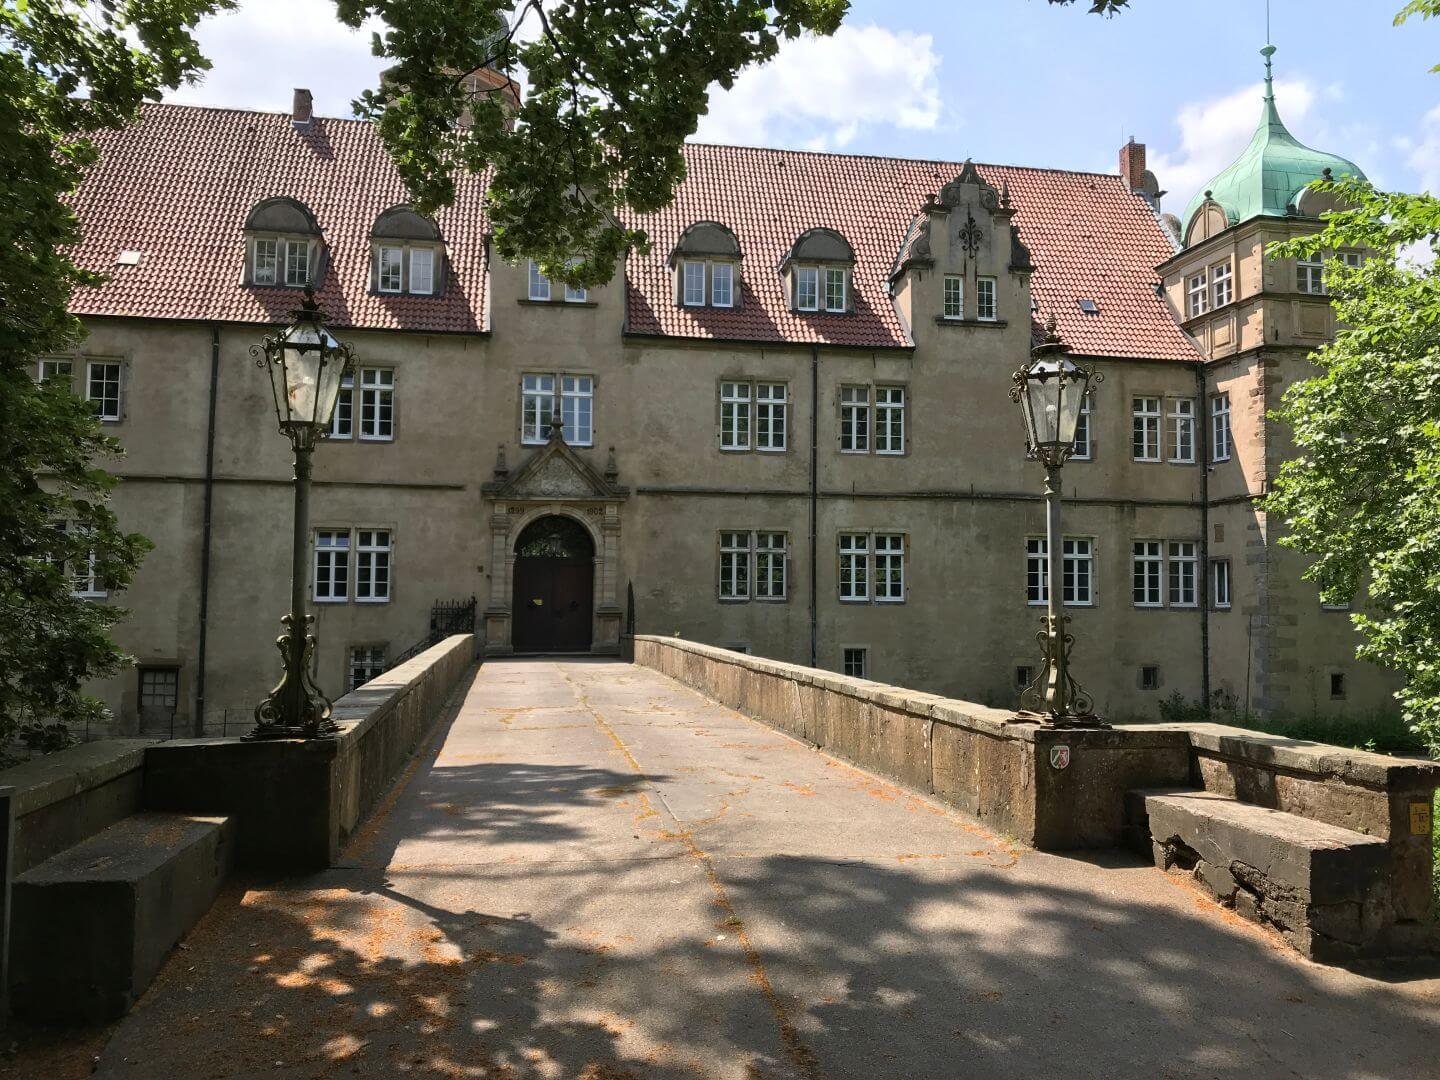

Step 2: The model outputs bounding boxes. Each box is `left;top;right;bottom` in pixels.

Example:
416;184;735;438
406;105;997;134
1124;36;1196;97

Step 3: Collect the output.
371;206;445;297
670;221;741;309
781;228;854;314
244;197;322;288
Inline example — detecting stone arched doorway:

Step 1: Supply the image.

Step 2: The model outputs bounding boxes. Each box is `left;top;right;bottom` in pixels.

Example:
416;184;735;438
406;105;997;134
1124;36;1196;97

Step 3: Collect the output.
511;515;595;653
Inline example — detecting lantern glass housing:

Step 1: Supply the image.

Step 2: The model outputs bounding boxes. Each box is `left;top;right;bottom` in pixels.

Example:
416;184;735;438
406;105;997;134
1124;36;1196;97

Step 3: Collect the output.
261;297;352;444
1020;354;1089;453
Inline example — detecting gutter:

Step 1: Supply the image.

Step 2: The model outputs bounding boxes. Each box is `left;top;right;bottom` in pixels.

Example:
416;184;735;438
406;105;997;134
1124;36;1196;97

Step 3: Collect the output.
1196;360;1211;711
195;324;221;736
809;344;819;669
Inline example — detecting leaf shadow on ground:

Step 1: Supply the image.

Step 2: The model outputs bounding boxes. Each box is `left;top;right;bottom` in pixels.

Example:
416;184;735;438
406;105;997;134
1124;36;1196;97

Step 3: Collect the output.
71;751;1440;1080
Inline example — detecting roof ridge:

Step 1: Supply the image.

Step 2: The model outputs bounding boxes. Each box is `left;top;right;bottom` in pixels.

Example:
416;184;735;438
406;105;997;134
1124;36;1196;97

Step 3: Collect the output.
683;140;1126;180
141;100;371;126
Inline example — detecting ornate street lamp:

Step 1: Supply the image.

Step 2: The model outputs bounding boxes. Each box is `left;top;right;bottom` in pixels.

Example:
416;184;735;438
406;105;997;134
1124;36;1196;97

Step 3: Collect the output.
1010;315;1103;726
249;289;355;739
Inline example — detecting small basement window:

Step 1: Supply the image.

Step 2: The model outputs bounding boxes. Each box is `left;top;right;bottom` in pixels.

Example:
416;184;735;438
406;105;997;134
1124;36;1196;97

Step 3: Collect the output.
1330;672;1346;699
1015;665;1033;690
1140;665;1160;691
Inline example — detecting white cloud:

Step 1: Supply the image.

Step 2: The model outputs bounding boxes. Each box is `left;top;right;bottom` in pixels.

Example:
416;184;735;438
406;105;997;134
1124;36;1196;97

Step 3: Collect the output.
1403;103;1440;195
694;24;942;152
164;0;387;116
1149;77;1318;218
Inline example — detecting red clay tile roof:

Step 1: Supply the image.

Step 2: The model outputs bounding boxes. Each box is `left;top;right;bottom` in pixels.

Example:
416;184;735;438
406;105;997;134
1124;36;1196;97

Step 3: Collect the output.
69;103;1199;361
628;144;1199;360
69;103;490;334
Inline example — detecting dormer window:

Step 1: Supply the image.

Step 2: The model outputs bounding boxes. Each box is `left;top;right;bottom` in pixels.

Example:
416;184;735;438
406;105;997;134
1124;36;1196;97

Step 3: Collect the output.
244;197;322;288
782;228;854;315
370;206;443;297
671;221;742;309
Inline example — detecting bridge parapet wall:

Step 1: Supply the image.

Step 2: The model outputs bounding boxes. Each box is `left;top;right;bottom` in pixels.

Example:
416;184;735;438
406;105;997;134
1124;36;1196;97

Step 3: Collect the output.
634;635;1193;849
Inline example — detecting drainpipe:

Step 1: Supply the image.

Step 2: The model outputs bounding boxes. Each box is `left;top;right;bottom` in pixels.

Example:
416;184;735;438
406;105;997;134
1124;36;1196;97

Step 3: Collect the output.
1196;360;1211;712
809;344;819;669
195;324;221;736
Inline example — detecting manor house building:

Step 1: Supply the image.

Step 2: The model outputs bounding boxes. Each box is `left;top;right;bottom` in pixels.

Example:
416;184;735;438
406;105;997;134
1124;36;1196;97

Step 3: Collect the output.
55;50;1395;736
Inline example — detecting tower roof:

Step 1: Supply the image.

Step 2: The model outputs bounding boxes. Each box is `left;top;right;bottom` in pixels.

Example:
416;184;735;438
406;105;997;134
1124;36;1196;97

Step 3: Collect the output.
1183;46;1366;233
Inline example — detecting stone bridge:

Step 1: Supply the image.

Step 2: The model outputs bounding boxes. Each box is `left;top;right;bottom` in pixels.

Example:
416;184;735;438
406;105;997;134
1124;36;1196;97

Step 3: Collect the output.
22;653;1432;1079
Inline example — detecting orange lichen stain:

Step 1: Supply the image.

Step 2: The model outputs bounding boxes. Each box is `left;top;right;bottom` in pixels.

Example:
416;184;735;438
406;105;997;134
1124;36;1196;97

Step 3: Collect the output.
781;781;817;797
963;989;1004;1004
866;787;897;801
896;853;944;863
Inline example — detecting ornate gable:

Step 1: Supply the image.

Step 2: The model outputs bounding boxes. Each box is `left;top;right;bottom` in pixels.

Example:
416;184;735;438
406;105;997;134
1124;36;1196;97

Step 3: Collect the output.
482;418;627;502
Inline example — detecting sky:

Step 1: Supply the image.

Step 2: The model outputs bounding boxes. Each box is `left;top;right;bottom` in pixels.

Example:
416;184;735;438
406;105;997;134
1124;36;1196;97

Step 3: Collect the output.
163;0;1440;219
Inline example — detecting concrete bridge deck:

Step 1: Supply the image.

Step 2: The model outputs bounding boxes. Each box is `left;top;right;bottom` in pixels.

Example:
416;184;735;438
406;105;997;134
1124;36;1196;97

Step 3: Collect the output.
87;660;1440;1078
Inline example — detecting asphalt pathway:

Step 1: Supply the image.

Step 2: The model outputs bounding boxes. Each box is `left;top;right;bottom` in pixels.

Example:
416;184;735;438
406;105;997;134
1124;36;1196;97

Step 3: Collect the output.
92;659;1440;1078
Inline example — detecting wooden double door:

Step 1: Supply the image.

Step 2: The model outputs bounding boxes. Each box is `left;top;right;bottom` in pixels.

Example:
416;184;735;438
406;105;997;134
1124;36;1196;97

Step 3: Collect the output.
511;517;595;653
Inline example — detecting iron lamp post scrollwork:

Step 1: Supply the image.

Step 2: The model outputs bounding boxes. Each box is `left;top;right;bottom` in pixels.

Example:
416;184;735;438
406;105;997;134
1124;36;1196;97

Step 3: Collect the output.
1010;315;1104;727
248;289;355;739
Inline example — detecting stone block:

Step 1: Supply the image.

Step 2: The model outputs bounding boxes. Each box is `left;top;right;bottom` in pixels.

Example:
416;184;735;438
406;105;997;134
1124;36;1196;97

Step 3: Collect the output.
10;812;233;1023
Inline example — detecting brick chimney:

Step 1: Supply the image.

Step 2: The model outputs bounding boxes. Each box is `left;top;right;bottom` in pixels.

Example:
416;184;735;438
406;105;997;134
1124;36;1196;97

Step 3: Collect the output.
1119;137;1146;193
292;88;313;127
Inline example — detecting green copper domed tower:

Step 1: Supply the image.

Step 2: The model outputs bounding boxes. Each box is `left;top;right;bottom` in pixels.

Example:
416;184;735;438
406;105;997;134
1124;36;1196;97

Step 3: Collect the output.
1182;46;1366;236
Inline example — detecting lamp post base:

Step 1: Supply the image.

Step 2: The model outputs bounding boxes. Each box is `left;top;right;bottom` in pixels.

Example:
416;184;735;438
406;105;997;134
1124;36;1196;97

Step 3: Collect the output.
247;613;338;741
1017;613;1105;728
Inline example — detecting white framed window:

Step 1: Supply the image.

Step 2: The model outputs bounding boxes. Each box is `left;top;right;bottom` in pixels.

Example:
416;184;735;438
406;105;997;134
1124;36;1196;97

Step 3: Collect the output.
528;259;551;301
61;523;103;598
521;372;593;445
838;533;870;601
756;383;787;452
329;374;354;439
1187;269;1209;317
252;238;278;285
840;386;870;453
314;530;351;602
719;531;751;600
1297;253;1325;295
711;261;734;307
1071;392;1093;460
139;667;179;712
377;245;403;293
283;239;309;287
943;274;964;319
795;266;819;311
875;387;905;455
1026;537;1092;606
1026;537;1047;605
359;368;394;441
1210;392;1232;462
355;529;391;603
561;375;594;445
1132;396;1161;461
410;247;435;295
1211;558;1232;610
976;277;997;321
562;261;588;304
87;361;121;422
755;532;788;600
873;533;906;602
1211;260;1233;308
824;267;847;312
522;373;557;442
1168;398;1196;463
682;260;706;306
1168;541;1198;607
38;358;74;387
1132;541;1163;607
842;647;868;679
720;381;752;450
349;646;387;690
